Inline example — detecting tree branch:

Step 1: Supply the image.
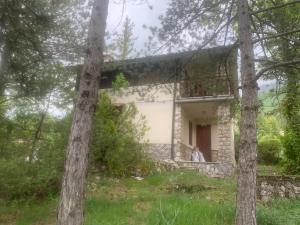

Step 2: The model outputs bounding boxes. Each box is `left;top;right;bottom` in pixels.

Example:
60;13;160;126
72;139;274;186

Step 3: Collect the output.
256;59;300;79
224;0;235;45
252;28;300;44
251;0;300;15
250;15;268;58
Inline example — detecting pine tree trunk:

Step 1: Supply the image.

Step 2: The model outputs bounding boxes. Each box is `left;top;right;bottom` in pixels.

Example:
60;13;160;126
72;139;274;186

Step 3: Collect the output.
57;1;109;225
0;45;9;96
235;0;258;225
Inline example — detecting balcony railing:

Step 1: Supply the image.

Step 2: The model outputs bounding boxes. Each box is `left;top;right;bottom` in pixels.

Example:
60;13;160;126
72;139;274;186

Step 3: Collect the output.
179;76;232;98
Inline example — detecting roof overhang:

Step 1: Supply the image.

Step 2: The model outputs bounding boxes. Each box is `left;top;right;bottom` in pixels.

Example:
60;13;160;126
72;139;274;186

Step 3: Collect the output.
176;96;235;103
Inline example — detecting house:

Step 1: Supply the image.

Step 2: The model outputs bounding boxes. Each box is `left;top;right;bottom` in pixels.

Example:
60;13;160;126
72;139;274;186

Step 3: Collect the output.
101;45;238;177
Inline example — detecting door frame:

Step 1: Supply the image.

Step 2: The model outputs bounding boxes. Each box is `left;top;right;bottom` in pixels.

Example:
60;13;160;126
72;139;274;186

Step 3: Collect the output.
196;124;212;162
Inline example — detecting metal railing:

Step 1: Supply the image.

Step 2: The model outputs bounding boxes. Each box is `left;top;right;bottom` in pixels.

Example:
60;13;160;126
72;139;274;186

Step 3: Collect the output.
179;76;232;98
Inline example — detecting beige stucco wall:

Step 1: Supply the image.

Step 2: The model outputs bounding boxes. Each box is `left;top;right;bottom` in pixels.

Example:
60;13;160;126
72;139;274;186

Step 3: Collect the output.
106;84;174;144
135;101;173;143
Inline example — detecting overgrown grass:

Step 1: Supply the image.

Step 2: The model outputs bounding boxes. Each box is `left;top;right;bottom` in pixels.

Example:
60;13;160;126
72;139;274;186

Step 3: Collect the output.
1;170;299;225
0;197;57;225
257;164;284;176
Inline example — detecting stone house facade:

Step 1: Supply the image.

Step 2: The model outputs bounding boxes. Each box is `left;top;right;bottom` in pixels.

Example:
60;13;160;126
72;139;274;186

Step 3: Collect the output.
101;46;238;176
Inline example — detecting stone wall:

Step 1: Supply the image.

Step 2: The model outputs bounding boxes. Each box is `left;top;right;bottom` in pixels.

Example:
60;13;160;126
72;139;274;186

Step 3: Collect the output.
177;161;235;178
211;150;219;162
198;162;234;178
178;142;193;161
146;144;171;161
174;103;182;161
216;103;235;164
257;176;300;202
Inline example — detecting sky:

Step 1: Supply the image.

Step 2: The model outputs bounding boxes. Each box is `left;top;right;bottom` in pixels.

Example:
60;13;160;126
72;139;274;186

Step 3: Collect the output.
106;1;275;90
106;0;169;51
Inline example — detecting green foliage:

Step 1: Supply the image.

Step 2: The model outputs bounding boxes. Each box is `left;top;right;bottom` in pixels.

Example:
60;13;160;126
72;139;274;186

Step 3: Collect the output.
255;110;284;165
0;114;70;200
111;73;130;94
282;130;300;174
257;115;283;139
253;0;300;174
146;0;235;52
257;135;282;165
233;94;286;166
0;0;87;104
91;92;151;177
282;79;300;174
0;0;89;200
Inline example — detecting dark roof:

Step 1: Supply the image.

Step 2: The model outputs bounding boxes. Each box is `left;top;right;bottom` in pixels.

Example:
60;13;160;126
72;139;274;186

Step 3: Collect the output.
104;45;235;67
100;45;237;88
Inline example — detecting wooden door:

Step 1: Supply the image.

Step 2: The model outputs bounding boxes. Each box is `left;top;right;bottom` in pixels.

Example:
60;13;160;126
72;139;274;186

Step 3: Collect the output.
196;125;211;162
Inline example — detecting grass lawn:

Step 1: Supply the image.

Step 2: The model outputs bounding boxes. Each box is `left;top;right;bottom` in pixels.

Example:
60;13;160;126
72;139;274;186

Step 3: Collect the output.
1;170;300;225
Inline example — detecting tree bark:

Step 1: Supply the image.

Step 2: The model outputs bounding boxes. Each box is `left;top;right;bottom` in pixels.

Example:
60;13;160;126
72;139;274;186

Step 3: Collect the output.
0;44;9;96
235;0;258;225
57;1;109;225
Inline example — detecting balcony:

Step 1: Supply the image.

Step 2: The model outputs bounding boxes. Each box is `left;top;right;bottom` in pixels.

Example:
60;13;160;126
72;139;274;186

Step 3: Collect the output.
179;76;233;98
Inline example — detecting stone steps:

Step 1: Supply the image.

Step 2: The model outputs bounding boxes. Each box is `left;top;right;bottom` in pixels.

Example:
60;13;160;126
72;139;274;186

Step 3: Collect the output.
176;161;234;178
178;165;198;170
176;161;218;168
177;161;205;170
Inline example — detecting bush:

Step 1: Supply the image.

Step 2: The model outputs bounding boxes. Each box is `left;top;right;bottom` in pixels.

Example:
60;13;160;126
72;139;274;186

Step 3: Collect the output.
0;115;69;200
282;130;300;174
257;135;282;165
91;92;152;177
0;158;61;199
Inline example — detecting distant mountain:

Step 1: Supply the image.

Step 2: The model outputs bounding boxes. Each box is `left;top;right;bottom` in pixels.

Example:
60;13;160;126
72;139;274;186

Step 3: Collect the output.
259;80;277;93
258;80;283;113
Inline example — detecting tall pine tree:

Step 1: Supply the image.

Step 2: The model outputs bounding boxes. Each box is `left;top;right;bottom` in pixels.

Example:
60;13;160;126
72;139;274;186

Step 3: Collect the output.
57;0;109;224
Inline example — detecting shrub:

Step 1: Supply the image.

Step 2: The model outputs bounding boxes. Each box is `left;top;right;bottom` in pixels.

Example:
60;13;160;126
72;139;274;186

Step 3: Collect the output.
91;92;152;177
257;135;282;165
282;130;300;174
0;158;61;199
0;115;69;200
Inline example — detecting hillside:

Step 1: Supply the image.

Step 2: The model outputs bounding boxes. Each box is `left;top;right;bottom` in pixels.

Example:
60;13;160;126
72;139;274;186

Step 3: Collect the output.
258;81;283;114
1;170;299;225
